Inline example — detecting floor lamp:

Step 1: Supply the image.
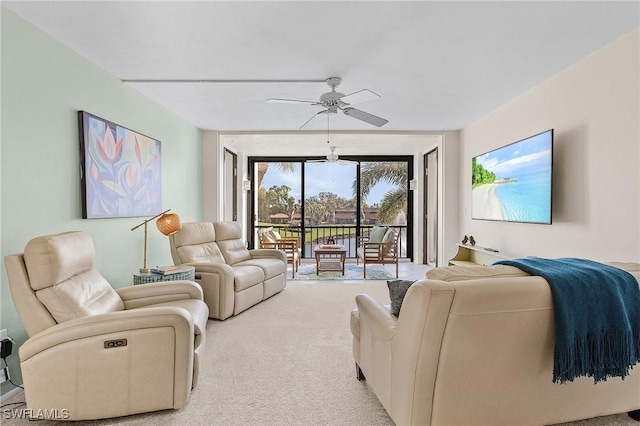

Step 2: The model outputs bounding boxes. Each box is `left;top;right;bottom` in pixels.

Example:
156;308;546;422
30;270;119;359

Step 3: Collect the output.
131;209;182;273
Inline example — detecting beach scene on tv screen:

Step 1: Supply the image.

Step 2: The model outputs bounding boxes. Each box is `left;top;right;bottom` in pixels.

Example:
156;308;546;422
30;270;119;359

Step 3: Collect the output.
472;131;552;224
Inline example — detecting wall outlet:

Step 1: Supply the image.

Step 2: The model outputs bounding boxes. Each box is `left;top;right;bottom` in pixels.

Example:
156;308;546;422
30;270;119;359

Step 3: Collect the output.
0;329;7;339
0;339;13;359
0;367;9;384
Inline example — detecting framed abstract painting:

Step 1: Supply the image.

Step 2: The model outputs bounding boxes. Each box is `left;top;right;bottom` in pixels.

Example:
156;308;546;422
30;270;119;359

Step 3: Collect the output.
79;111;162;219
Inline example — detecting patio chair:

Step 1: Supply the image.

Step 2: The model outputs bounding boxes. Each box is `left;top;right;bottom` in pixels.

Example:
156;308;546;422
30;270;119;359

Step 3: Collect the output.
356;226;399;278
258;227;301;278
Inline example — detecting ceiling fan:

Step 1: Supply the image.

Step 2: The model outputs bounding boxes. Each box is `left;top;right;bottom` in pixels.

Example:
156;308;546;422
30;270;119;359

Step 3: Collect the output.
308;145;357;166
267;77;389;129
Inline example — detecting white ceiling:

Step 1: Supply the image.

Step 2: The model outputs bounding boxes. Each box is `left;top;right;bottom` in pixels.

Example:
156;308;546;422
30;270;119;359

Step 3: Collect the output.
4;1;639;132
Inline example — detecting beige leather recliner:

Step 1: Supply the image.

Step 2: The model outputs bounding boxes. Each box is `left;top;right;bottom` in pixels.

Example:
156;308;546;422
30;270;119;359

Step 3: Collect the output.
4;231;209;421
351;263;640;426
169;221;287;320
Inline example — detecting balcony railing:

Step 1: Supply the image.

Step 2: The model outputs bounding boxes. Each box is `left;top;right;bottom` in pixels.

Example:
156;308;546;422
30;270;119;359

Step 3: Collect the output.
256;224;408;259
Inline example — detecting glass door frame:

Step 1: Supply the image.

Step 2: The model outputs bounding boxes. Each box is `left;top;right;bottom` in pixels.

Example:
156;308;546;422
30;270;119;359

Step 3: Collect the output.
223;148;238;222
248;155;414;260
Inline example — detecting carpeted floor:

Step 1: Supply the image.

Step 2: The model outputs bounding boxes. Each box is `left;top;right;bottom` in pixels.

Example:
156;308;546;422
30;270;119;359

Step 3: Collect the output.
3;281;637;425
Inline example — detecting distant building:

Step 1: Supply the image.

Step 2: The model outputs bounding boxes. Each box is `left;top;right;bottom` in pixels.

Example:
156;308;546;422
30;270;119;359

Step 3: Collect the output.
268;213;290;224
334;208;379;224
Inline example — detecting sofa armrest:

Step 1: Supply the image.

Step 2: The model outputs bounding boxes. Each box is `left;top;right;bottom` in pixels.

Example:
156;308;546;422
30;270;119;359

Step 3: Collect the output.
181;261;234;277
178;262;234;320
117;281;204;309
355;294;397;341
18;307;195;418
250;249;288;263
386;281;456;425
19;306;194;361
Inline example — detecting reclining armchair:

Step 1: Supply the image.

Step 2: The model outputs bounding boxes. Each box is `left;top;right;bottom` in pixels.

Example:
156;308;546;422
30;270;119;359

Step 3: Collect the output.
4;231;208;421
351;264;640;425
169;221;287;320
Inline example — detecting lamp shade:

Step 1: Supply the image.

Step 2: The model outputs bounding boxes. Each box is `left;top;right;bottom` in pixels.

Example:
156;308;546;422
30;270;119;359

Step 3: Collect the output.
156;212;182;236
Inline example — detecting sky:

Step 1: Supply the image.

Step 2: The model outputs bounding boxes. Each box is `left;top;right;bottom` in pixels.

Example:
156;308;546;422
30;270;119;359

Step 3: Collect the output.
475;130;552;179
260;162;395;205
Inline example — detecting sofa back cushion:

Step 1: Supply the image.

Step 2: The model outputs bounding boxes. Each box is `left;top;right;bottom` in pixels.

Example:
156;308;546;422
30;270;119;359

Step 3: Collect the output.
172;222;216;247
177;242;226;264
170;222;226;264
605;262;640;282
23;231;124;324
426;264;529;282
214;222;251;265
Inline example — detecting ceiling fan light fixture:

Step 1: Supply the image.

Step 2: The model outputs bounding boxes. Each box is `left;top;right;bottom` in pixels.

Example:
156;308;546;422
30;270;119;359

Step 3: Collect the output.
327;146;339;162
308;145;355;165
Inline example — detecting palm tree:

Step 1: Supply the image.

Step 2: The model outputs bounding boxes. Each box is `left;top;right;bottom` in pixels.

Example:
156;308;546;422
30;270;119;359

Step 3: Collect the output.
257;162;298;225
354;162;408;224
257;162;296;188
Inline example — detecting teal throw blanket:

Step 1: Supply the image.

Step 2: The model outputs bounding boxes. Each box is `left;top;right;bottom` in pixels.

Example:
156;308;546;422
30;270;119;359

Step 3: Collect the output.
494;257;640;383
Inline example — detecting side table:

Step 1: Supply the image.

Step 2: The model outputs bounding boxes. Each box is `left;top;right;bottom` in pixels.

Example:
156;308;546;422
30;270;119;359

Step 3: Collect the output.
133;265;196;285
314;246;347;275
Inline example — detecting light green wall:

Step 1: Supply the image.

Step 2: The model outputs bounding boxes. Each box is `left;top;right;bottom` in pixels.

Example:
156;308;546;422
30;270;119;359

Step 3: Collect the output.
0;8;202;396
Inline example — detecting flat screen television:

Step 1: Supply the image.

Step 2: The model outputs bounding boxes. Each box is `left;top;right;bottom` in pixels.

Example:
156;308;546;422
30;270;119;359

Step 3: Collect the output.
472;129;553;224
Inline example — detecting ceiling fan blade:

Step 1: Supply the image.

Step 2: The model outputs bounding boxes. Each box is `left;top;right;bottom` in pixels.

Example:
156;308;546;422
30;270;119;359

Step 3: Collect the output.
307;159;328;163
267;98;317;105
341;89;380;105
337;159;358;165
342;107;388;127
299;109;329;129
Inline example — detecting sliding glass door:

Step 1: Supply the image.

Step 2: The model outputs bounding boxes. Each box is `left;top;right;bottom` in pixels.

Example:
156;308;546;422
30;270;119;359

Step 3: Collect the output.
359;160;409;257
303;161;358;255
250;156;412;260
255;161;301;226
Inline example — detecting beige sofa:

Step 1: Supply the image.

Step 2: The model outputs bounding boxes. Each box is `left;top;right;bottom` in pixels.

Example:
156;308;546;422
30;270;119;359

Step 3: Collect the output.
351;263;640;426
169;221;287;320
4;231;208;420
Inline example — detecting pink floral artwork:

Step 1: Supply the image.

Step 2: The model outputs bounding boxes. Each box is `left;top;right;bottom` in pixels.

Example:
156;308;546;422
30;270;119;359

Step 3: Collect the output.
79;111;162;218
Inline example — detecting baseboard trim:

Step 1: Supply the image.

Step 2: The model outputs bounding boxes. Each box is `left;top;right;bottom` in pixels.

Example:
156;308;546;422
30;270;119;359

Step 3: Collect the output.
0;387;24;405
